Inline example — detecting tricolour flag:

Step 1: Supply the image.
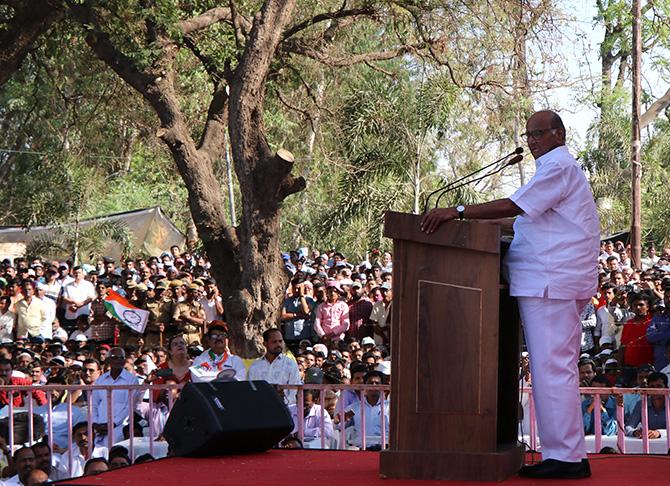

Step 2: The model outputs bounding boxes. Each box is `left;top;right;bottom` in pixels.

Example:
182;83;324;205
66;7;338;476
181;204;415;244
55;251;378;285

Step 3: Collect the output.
103;289;149;334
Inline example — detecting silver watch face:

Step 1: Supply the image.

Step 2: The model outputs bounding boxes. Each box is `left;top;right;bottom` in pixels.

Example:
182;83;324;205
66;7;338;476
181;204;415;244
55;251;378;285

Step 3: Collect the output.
456;205;465;212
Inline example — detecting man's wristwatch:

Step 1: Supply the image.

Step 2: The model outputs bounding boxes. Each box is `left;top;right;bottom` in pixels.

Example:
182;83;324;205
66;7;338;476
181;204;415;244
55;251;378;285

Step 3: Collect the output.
456;205;466;220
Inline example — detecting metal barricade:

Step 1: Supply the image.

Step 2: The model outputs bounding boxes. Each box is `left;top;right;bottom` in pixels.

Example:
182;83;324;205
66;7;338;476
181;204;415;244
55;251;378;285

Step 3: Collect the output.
2;381;668;479
0;383;182;477
521;386;670;454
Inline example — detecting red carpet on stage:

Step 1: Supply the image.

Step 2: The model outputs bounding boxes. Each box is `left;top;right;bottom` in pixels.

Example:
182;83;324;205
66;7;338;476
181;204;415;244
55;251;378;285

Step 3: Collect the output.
56;450;669;486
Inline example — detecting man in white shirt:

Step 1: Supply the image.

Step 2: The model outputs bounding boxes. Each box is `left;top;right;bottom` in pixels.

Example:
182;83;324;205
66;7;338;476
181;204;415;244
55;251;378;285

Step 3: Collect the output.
51;319;69;343
0;296;14;343
60;266;96;328
599;241;619;263
59;421;108;478
90;347;140;446
288;389;334;448
248;328;301;403
421;110;598;479
345;370;389;450
191;324;247;381
32;442;67;482
36;283;55;340
199;279;224;323
641;245;660;270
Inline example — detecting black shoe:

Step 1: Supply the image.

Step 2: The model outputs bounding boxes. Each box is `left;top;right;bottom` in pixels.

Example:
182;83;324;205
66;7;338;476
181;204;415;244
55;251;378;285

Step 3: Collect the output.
518;459;591;479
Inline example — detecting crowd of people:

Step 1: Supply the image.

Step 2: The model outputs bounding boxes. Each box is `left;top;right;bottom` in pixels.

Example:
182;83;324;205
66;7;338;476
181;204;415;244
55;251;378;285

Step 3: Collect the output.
0;246;394;484
568;240;669;440
1;236;670;483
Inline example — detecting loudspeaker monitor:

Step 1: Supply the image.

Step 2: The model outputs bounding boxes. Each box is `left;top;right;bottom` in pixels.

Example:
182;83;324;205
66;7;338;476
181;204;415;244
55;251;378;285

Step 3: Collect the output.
163;380;294;456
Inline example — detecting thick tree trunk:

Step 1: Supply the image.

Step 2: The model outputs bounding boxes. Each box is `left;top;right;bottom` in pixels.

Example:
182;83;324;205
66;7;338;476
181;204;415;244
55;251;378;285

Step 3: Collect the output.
220;0;304;356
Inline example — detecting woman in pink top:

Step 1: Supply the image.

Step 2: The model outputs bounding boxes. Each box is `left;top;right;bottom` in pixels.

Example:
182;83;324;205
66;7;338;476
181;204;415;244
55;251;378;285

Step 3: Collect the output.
314;282;350;343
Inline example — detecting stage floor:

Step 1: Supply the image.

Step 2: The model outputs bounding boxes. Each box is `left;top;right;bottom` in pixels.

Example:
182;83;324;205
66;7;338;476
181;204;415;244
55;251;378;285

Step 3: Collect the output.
56;450;670;485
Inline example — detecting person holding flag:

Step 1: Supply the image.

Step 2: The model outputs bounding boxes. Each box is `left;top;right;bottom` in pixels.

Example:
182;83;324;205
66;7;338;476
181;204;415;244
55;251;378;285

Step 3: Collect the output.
103;288;150;338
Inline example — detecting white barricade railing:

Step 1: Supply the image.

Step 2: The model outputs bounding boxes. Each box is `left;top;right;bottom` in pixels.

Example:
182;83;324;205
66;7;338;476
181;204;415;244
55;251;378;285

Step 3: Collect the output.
520;386;670;455
1;382;668;478
0;383;182;477
0;382;390;477
277;384;390;451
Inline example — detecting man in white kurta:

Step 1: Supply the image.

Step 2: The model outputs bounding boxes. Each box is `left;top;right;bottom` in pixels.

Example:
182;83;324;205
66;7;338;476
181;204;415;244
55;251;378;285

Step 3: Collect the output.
421;110;599;479
91;347;140;446
191;324;247;382
248;328;301;404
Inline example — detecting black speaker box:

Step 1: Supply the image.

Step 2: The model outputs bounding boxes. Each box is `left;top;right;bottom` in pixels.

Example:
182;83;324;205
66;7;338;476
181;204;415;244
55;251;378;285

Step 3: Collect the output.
163;380;294;456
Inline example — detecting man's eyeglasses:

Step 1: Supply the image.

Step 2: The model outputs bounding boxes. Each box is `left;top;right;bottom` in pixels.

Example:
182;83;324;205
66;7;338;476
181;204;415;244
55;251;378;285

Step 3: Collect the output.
521;127;556;140
209;333;228;340
83;368;98;373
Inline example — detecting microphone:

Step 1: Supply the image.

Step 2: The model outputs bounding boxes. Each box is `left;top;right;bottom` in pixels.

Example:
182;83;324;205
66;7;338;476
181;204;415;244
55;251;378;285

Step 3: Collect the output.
423;148;523;212
433;152;524;208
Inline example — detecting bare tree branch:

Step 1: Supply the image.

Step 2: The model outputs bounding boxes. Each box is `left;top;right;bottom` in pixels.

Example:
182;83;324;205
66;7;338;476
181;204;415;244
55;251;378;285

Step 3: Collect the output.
274;88;316;133
282;39;418;66
68;5;156;97
183;35;224;82
199;84;229;158
0;0;63;86
364;59;396;77
641;86;670;129
179;7;235;35
282;6;376;41
229;0;297;173
228;0;249;49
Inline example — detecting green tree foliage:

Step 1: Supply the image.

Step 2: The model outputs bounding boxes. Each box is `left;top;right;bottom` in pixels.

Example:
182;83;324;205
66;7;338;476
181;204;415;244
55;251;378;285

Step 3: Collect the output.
584;0;670;242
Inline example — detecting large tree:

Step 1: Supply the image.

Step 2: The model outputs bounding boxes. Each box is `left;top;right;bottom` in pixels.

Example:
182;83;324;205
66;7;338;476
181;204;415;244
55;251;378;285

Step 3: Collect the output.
56;1;455;356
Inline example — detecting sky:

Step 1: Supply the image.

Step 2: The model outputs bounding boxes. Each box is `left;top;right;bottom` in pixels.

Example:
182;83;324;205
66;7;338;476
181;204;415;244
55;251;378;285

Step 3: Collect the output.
549;0;670;148
551;0;602;147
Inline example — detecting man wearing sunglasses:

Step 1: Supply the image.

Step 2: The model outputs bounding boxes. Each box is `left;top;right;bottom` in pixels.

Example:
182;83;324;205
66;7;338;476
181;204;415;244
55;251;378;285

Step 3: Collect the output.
421;110;599;479
191;323;247;382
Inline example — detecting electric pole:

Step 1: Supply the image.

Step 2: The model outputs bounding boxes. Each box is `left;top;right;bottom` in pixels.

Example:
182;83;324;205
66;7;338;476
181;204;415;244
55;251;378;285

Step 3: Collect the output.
631;0;642;268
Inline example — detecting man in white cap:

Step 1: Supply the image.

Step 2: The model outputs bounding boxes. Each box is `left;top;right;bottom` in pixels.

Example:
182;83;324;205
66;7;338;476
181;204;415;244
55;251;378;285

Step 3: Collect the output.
361;336;375;351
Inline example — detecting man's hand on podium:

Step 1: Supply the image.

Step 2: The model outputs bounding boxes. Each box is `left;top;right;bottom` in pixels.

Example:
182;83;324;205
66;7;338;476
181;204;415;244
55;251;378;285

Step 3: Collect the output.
420;207;458;234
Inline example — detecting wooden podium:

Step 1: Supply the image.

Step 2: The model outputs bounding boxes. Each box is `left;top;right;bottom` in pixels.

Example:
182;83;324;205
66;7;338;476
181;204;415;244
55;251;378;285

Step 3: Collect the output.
379;212;523;481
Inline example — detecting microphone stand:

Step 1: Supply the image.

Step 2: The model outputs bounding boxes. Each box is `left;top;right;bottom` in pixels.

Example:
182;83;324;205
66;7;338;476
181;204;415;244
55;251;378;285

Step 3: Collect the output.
433;154;523;208
423;148;523;212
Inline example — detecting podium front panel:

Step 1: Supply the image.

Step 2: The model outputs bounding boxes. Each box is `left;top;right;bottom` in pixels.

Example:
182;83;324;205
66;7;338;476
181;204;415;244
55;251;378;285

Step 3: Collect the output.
388;217;501;453
417;280;482;415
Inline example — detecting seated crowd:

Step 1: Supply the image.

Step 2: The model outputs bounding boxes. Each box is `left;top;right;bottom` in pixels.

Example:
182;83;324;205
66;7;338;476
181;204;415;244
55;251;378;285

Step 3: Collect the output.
0;246;394;483
2;238;670;482
570;241;670;440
